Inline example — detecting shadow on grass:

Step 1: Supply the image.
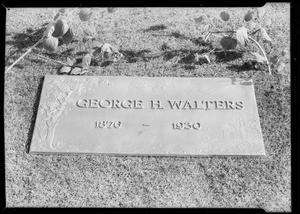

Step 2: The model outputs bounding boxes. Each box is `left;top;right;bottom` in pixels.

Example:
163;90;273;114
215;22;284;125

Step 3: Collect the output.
43;52;63;61
25;76;44;154
61;48;75;55
147;29;203;44
183;65;196;70
143;24;167;32
119;48;210;70
226;61;267;73
169;31;189;40
14;64;24;69
163;48;210;67
150;31;190;40
43;51;76;62
6;27;45;51
100;61;113;67
189;38;216;49
120;49;152;63
5;25;76;66
31;59;45;64
75;51;89;56
5;27;46;65
226;64;252;73
214;51;244;63
177;49;209;64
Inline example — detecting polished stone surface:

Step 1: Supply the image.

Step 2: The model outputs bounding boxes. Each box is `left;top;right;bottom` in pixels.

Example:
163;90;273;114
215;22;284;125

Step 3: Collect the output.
29;75;266;156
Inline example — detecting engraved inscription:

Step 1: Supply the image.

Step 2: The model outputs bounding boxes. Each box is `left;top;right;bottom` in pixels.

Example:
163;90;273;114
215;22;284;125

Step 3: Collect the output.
76;99;244;110
172;122;201;130
95;121;122;129
168;100;243;110
150;100;164;109
77;99;144;109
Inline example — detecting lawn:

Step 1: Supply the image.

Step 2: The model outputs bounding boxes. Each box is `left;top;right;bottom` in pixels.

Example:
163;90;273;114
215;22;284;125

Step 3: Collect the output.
5;5;290;211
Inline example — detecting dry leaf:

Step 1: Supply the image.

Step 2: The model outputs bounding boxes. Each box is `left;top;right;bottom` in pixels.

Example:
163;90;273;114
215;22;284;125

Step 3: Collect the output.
244;10;254;22
81;68;89;75
277;62;285;74
70;67;82;75
236;26;248;46
194;53;211;63
79;8;93;21
92;47;102;58
251;52;267;63
53;19;69;37
195;16;205;24
92;43;123;62
82;54;92;68
260;27;272;42
43;21;55;38
107;8;116;13
220;37;237;50
220;11;230;21
59;8;66;13
67;57;76;66
43;36;58;53
59;66;72;74
204;54;211;63
270;55;279;65
53;12;60;21
62;28;73;45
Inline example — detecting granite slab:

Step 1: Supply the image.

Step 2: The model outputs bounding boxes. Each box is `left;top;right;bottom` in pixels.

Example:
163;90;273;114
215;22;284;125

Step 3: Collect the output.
29;75;266;156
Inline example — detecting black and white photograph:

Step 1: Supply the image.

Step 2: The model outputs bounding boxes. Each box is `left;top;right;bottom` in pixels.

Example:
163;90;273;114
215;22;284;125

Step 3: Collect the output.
4;4;292;212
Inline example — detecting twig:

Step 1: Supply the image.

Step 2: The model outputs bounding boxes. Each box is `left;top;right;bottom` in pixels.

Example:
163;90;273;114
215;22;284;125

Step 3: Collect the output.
209;30;235;34
251;28;260;35
208;47;219;54
32;53;66;66
204;32;211;42
205;15;217;30
32;53;83;68
204;30;235;42
6;38;44;72
248;36;271;75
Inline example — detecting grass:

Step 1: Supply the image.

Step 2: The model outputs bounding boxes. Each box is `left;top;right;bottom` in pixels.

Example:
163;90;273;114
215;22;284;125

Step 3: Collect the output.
5;5;290;211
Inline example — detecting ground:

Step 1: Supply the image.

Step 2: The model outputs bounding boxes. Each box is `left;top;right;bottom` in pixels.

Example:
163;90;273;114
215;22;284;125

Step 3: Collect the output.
4;5;290;211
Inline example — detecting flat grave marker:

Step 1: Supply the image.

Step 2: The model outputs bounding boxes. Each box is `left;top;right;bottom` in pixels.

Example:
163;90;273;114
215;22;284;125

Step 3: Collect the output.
29;75;266;156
